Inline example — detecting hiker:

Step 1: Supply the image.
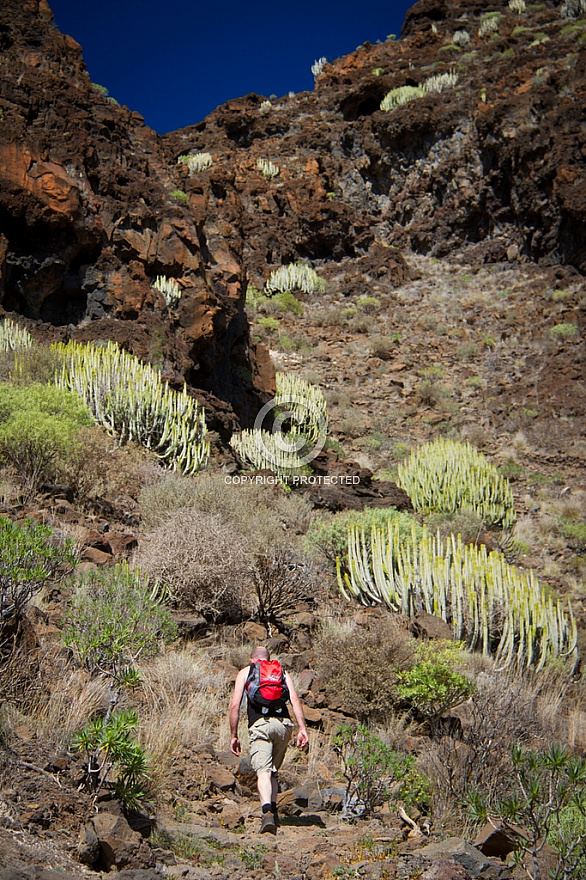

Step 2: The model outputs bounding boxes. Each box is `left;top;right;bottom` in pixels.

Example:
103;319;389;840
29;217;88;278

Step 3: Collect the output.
229;646;309;834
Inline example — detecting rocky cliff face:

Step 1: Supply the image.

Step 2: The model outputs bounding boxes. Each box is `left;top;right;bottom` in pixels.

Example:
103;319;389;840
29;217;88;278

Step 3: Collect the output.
0;0;584;433
164;0;585;276
0;0;271;431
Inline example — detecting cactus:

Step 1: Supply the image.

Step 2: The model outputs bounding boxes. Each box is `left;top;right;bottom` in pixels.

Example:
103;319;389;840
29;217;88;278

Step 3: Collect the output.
397;438;516;531
424;70;459;94
230;428;309;478
54;340;209;475
265;263;326;296
152;275;181;307
0;319;33;352
380;85;425;111
177;152;213;173
230;374;328;479
311;57;327;77
275;372;328;448
479;16;500;37
452;29;471;47
509;0;526;12
257;158;280;180
338;524;578;672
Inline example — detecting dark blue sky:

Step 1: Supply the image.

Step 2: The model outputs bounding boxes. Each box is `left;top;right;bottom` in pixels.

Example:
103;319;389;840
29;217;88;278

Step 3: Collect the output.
49;1;413;134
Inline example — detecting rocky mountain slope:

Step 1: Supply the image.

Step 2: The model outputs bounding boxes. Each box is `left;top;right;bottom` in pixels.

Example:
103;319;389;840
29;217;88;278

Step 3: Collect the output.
0;1;585;879
1;0;584;433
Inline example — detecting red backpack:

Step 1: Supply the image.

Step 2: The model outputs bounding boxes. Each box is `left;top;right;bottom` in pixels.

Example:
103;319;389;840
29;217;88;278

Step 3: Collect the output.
246;659;289;708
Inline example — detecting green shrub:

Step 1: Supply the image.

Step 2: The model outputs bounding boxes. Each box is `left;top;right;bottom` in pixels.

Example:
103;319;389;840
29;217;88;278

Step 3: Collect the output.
169;189;189;204
0;383;92;493
0;518;75;640
397;438;516;530
334;723;416;819
356;296;380;313
469;744;586;880
72;708;153;809
64;562;177;680
395;641;475;731
257;316;280;330
304;506;420;564
550;323;578;341
272;291;303;315
558;518;586;551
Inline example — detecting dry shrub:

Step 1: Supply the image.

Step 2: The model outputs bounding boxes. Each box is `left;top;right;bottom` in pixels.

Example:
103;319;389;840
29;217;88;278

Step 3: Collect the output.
314;614;414;722
61;425;155;502
0;666;110;749
425;510;484;546
419;661;570;819
138;471;312;551
253;548;323;624
136;508;252;621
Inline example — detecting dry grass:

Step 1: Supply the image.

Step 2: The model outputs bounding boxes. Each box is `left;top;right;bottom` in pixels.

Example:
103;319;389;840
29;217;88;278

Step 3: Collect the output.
419;657;573;822
136;649;230;789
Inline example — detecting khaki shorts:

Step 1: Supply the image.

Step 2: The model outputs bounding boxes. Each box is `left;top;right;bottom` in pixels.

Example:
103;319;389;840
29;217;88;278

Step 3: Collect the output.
249;717;293;775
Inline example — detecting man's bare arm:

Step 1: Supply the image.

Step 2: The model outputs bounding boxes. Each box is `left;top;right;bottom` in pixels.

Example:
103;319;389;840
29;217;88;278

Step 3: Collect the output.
229;667;248;756
285;672;309;748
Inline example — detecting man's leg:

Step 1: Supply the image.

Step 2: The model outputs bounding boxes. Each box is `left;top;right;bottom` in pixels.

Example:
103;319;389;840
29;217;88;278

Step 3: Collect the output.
257;770;273;807
249;721;277;833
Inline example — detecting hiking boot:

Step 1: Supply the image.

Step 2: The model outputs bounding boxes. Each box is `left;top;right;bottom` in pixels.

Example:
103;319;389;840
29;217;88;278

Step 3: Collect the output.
260;812;276;834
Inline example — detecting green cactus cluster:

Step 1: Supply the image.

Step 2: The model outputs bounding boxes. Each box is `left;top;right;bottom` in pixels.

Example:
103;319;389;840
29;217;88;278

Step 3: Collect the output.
424;70;459;94
381;68;460;111
230;428;309;478
54;340;209;475
153;275;181;307
257;158;280;180
230;374;327;478
265;262;326;296
177;152;213;172
275;372;328;447
397;438;516;530
0;319;33;352
380;85;425;111
338;524;578;671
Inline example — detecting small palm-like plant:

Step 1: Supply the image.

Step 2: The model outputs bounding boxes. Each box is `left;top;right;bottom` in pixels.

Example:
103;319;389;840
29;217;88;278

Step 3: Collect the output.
72;708;153;809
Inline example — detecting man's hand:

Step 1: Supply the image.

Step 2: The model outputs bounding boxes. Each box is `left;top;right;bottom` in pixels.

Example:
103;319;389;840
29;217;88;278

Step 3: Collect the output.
296;728;309;749
230;736;241;757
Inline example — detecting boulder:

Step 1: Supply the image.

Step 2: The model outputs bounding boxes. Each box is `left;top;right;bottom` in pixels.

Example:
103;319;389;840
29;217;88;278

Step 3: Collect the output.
421;861;472;880
413;839;493;879
206;766;236;793
474;822;519;859
91;811;156;871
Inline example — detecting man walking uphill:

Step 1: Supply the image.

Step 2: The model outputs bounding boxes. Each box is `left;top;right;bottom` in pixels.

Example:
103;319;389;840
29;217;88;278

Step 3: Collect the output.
229;646;308;834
